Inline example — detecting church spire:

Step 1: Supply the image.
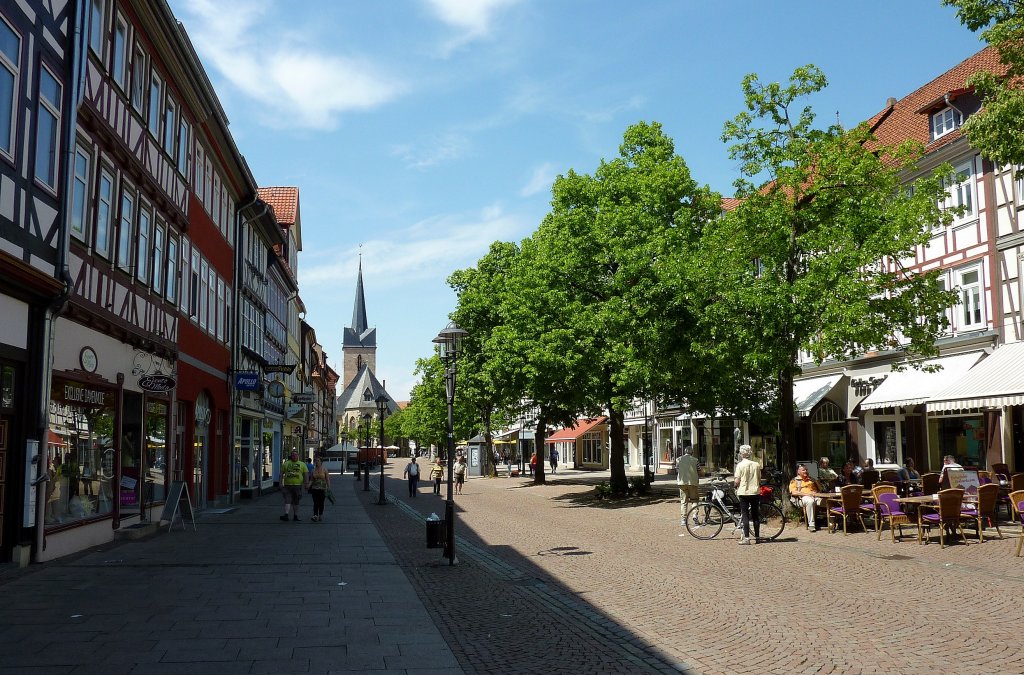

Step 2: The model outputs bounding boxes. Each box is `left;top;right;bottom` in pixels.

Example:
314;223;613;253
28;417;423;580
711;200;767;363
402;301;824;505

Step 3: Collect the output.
351;254;368;334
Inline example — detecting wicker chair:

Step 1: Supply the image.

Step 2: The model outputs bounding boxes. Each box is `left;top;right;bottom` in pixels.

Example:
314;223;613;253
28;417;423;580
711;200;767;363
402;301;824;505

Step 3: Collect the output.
875;491;911;542
861;469;880;492
920;488;970;548
991;463;1010;479
960;483;1002;542
864;484;896;531
880;469;900;484
921;472;941;495
1011;473;1024;492
1010;490;1024;557
829;484;867;535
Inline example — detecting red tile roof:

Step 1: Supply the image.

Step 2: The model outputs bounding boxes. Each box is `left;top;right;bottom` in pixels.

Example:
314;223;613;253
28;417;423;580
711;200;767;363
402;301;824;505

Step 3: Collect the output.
257;186;299;225
867;46;1005;155
545;416;608;442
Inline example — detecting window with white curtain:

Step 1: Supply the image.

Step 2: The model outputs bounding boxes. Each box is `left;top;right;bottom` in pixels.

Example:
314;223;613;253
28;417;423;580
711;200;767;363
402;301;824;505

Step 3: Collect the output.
956;265;984;331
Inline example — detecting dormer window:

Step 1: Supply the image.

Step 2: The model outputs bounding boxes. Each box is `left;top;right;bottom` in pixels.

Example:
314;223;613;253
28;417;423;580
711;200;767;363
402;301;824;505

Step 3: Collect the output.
931;107;961;140
362;387;372;402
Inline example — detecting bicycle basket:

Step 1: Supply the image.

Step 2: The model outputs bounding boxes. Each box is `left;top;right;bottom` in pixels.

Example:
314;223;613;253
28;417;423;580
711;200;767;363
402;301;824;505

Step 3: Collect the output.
759;485;774;503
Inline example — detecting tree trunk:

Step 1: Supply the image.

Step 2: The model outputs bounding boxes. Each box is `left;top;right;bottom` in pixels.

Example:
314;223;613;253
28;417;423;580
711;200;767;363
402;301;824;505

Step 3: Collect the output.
533;411;546;485
778;368;795;475
608;405;627;494
481;405;497;477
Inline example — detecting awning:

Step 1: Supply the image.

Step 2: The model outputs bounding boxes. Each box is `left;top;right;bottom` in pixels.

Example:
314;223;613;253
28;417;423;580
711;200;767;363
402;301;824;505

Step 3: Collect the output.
793;374;843;417
545;416;607;443
929;342;1024;411
860;352;984;411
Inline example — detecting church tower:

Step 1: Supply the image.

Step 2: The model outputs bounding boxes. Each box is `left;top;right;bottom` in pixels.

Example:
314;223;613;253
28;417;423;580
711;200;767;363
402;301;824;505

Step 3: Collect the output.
342;258;376;391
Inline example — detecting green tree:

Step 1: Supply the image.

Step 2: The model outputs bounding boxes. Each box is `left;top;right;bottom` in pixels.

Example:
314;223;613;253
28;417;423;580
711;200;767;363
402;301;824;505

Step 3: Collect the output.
401;355;477;457
525;121;717;493
943;0;1024;164
700;66;957;472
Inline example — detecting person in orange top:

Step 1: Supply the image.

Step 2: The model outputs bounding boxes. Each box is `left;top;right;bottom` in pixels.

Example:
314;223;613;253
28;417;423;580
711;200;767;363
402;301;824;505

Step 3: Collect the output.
789;464;821;532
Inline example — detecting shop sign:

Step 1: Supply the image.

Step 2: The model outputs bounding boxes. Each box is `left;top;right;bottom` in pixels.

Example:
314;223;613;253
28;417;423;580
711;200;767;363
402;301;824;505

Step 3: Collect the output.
234;372;260;390
265;363;296;374
139;374;176;392
292;392;316;404
54;381;113;408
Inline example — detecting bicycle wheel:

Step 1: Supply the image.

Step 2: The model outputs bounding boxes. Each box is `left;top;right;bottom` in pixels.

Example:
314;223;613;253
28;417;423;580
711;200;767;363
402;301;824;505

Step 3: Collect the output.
685;502;726;540
757;502;786;541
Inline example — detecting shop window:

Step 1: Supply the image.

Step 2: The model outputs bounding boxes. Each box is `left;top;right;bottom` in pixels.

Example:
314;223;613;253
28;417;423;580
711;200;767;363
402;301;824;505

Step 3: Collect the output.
582;432;602;464
120;391;142;513
47;379;117;527
928;414;985;470
144;398;168;503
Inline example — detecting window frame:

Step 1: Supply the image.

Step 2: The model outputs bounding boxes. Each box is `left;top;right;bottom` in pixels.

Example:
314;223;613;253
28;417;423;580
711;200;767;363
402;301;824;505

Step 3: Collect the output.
955;264;985;332
162;96;175;157
33;63;62;191
940;159;976;225
70;143;91;241
130;43;146;112
0;13;19;160
116;186;135;272
136;201;151;284
176;116;189;176
111;12;129;91
94;166;115;258
165;233;178;302
147;71;161;137
151;221;164;296
931;107;961;140
89;0;106;56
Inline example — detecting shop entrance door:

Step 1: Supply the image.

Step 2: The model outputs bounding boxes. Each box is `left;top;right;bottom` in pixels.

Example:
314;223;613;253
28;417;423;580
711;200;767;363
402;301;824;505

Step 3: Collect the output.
0;360;20;561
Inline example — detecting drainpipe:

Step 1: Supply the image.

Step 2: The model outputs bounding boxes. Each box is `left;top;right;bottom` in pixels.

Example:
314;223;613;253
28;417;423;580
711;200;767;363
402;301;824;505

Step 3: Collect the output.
33;0;89;563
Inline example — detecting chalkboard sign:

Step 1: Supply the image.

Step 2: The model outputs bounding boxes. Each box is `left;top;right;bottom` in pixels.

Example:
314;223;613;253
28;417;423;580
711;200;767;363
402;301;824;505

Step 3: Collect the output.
160;480;196;531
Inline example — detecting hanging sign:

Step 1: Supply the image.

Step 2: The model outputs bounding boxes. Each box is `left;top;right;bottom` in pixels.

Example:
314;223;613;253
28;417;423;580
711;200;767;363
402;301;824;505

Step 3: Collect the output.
234;372;260;390
292;392;316;404
139;374;176;392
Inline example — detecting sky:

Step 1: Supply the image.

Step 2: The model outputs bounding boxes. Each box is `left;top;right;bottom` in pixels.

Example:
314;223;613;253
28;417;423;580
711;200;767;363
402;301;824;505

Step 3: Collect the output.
166;0;988;401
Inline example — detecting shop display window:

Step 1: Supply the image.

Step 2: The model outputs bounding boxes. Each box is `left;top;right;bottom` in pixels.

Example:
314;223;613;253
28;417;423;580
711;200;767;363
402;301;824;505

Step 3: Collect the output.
144;399;168;503
47;379;116;526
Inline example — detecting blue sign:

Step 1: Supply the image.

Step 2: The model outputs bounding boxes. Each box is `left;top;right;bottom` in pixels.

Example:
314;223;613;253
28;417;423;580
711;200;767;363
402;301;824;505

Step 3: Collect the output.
234;372;260;390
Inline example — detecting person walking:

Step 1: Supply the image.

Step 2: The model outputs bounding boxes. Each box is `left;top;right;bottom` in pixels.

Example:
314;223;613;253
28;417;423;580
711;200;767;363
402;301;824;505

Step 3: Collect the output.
676;445;700;528
454;455;467;495
280;450;309;522
549;447;559;474
529;452;537;476
403;456;421;497
429;457;444;495
733;444;761;544
309;457;331;522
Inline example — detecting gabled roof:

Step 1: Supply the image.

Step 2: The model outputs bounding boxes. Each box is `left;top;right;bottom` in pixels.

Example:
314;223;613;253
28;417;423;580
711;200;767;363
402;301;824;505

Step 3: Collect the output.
867;46;1004;155
257;186;299;225
545;416;608;443
335;362;398;414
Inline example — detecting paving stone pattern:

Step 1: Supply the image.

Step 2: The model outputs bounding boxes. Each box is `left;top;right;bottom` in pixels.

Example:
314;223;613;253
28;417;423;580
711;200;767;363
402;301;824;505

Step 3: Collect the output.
369;466;1024;675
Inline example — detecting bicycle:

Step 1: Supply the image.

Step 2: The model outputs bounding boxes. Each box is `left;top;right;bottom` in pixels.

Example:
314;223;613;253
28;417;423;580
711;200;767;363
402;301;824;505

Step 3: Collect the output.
685;481;786;541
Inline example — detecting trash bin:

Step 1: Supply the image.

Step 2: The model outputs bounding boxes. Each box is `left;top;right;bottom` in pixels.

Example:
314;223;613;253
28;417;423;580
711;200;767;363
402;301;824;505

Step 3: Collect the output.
425;518;446;548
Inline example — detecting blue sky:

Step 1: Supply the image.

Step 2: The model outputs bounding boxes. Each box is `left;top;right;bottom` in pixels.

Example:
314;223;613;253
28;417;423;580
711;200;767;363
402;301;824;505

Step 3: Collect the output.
167;0;986;400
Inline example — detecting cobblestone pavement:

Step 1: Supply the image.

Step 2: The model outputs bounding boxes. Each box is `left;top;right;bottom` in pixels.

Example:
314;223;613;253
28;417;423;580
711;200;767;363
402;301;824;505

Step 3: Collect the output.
366;465;1024;675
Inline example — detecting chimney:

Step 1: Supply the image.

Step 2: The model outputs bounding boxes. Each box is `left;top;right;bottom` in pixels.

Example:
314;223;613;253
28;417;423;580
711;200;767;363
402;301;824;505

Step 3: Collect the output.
886;97;897;107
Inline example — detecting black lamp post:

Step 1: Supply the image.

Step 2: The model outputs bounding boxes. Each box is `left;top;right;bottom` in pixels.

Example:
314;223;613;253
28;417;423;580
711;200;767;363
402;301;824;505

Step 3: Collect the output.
340;429;349;476
433;321;468;566
362;412;372;491
375;394;389;505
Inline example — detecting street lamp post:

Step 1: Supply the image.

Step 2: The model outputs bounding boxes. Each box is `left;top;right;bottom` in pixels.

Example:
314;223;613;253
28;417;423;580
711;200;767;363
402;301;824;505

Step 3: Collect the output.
433;321;468;566
376;394;389;505
362;412;372;492
340;429;349;476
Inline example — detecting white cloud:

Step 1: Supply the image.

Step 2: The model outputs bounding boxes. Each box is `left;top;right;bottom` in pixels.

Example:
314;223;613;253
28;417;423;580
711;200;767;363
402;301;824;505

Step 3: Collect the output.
519;162;555;197
424;0;521;55
300;205;525;289
176;0;403;130
390;132;470;169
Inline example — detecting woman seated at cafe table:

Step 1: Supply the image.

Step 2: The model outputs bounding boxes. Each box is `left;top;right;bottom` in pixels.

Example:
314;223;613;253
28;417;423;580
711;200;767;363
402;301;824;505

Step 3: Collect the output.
818;457;838;490
789;464;822;532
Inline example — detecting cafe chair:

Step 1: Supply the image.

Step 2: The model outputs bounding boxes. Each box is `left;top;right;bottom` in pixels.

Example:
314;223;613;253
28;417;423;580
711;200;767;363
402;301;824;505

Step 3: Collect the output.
880;469;900;484
921;472;941;495
1013;493;1024;557
919;488;970;548
960;483;1002;543
864;484;895;530
875;491;910;543
991;463;1010;479
829;484;867;535
1011;473;1024;492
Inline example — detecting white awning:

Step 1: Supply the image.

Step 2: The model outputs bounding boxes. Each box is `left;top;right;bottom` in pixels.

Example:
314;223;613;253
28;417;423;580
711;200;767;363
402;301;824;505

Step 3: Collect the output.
860;352;984;411
793;374;843;416
929;342;1024;411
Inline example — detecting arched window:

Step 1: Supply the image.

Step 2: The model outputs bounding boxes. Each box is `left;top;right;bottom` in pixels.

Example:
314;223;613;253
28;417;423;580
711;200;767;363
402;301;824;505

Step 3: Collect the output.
811;401;843;423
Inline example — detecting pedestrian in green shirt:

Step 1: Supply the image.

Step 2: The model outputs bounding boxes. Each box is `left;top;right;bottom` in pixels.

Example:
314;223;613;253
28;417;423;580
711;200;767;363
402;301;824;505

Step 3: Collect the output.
280;450;309;521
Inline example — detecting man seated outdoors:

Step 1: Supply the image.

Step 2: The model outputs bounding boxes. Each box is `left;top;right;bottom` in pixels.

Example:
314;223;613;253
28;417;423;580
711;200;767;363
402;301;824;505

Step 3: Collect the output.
789;464;821;532
938;454;963;488
817;457;838;490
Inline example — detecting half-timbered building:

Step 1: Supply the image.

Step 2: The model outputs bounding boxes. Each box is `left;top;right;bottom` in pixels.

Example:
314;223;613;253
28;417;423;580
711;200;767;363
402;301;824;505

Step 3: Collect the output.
0;0;76;564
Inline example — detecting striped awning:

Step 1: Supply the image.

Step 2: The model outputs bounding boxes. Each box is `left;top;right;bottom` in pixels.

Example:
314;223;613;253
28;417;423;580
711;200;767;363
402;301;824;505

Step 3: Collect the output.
929;342;1024;411
860;352;984;411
